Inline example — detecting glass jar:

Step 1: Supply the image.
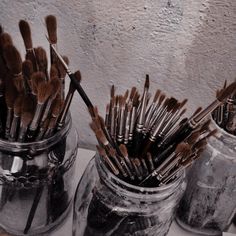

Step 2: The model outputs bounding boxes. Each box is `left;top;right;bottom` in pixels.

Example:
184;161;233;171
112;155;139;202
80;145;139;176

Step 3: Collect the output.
73;153;186;236
0;116;79;235
176;119;236;235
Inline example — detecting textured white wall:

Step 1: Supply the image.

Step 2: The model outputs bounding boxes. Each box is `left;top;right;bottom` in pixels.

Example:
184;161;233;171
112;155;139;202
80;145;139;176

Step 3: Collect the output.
1;0;236;148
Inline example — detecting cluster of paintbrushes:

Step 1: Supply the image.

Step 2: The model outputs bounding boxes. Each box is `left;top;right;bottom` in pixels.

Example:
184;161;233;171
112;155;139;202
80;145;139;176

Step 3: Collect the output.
0;15;82;142
90;76;236;186
212;80;236;135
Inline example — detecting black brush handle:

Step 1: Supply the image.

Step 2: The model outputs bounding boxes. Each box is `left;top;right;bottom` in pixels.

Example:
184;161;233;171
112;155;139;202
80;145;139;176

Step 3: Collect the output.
68;72;95;116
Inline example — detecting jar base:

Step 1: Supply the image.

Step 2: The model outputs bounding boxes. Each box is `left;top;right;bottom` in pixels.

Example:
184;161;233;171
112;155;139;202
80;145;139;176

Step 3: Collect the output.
175;217;222;236
0;200;72;236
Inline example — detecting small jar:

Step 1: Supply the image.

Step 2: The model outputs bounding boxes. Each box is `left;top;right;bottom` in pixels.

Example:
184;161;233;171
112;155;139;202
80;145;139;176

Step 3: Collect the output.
0;116;79;235
73;153;186;236
176;119;236;235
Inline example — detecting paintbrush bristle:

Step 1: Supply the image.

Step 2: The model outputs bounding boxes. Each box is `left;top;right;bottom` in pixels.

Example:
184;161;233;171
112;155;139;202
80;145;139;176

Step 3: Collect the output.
217;81;236;102
21;111;34;127
74;70;81;83
50;64;58;79
0;25;3;35
37;80;52;103
0;33;13;51
14;95;23;115
13;75;24;93
3;44;22;75
35;47;48;72
129;87;136;101
56;56;69;78
158;93;166;106
187;131;200;145
175;142;189;154
111;85;115;98
96;129;108;146
51;95;63;117
153;89;161;103
49;77;61;99
19;20;33;50
108;147;116;157
45;15;57;44
22;60;33;80
31;72;45;95
145;74;150;89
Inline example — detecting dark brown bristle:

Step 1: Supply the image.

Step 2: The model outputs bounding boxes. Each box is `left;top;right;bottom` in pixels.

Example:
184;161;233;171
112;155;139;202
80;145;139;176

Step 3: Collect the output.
21;94;34;113
3;45;22;75
204;129;218;139
14;95;23;115
13;75;24;93
194;139;207;150
0;33;13;51
175;142;188;154
50;64;58;79
37;81;52;103
21;111;34;126
0;25;3;35
111;85;115;98
106;104;110;113
45;15;57;44
90;122;99;133
179;108;187;117
217;81;236;102
223;80;227;89
108;147;116;157
154;89;161;102
126;103;132;112
35;47;48;72
22;60;33;80
48;117;57;128
200;119;211;133
191;107;202;117
5;78;17;108
19;20;33;50
31;72;45;95
74;70;81;83
180;99;188;108
145;74;150;89
51;95;63;117
187;131;200;145
119;144;128;157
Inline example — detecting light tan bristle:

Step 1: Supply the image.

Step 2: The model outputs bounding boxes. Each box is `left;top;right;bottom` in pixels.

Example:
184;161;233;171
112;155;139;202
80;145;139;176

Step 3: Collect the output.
35;47;48;72
19;20;33;50
14;95;23;115
3;45;22;75
45;15;57;44
119;144;128;157
37;81;53;103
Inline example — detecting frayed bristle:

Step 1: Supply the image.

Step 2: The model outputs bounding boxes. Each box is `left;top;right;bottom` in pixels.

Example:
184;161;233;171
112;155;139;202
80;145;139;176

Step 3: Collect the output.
45;15;57;44
35;47;48;72
217;81;236;102
3;44;22;75
19;20;33;50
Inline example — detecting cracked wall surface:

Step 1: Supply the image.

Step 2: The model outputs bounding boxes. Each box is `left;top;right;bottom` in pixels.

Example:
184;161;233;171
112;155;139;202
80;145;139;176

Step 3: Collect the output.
1;0;236;148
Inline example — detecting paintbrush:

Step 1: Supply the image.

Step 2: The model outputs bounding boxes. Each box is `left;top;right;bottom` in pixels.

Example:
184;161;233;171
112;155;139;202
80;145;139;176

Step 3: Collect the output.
22;60;33;94
18;20;38;71
9;95;23;141
27;73;53;140
34;47;49;80
160;82;236;152
131;75;149;156
57;70;81;130
47;43;95;117
45;15;57;65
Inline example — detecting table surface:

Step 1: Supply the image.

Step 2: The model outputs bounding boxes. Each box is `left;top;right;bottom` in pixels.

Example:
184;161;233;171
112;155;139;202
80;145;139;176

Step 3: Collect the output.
51;148;236;236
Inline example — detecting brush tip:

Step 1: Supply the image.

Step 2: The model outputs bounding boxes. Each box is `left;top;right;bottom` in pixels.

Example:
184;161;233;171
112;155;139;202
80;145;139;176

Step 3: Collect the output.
45;15;57;44
19;20;33;50
217;81;236;102
145;74;150;89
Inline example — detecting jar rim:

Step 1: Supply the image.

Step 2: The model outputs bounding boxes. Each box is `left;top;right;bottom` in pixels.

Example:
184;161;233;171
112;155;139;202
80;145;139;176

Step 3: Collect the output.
0;115;72;154
95;153;185;199
210;116;236;140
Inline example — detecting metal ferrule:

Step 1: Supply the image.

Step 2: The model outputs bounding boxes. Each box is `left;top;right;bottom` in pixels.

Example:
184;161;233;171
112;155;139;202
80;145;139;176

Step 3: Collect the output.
9;115;20;141
110;154;128;177
29;103;44;131
5;108;13;138
18;125;28;142
151;112;169;139
117;107;125;142
11;156;23;174
148;106;166;132
102;154;119;176
137;90;148;130
110;107;116;138
143;103;155;134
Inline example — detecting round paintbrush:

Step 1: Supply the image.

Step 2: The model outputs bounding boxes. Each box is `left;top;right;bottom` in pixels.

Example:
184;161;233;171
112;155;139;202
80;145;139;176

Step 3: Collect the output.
34;47;48;80
22;60;33;94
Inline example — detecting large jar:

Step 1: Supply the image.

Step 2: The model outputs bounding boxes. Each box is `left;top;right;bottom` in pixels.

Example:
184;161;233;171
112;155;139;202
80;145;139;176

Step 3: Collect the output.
176;119;236;235
0;116;79;235
73;153;186;236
